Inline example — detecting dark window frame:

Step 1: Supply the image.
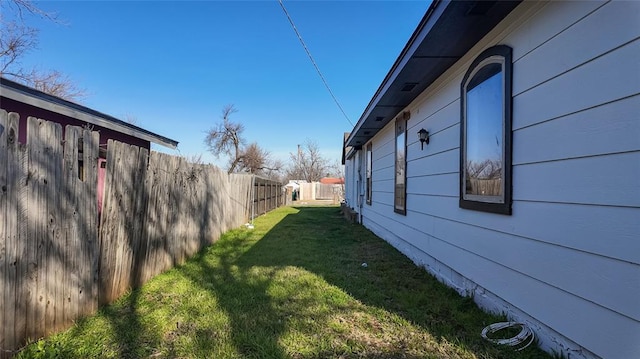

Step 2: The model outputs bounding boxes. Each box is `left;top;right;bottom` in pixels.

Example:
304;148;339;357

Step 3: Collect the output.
459;45;513;215
366;142;372;205
394;113;408;215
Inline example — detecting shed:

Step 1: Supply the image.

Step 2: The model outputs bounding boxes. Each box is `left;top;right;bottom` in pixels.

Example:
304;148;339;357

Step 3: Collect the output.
1;77;177;153
1;76;179;212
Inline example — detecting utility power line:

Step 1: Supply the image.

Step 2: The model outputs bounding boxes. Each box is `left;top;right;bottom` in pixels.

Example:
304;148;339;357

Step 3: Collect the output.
278;0;354;127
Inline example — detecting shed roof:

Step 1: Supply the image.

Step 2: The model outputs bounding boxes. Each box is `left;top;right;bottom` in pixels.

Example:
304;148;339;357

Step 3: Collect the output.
320;177;345;185
346;0;521;148
0;77;178;149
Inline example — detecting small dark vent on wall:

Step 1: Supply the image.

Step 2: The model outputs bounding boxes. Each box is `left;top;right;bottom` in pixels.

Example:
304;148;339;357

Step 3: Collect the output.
466;1;497;16
401;83;418;92
375;116;384;122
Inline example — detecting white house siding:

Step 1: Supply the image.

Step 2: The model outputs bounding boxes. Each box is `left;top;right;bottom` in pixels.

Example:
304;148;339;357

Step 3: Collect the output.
344;153;357;210
344;150;364;217
355;1;640;358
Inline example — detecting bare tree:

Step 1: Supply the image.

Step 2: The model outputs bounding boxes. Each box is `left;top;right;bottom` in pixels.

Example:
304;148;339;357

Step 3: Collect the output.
465;159;502;180
265;158;285;182
186;153;203;165
0;19;37;74
325;158;344;179
1;0;86;101
204;105;284;179
234;142;282;179
1;0;55;71
2;0;56;20
204;105;246;174
286;139;329;182
237;142;267;174
465;159;502;196
27;69;85;100
121;113;138;125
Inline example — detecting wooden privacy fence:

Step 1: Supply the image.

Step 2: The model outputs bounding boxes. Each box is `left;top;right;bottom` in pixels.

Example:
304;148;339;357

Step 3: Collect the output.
0;110;280;356
97;142;254;305
315;183;343;201
251;176;285;219
299;182;344;202
467;178;502;196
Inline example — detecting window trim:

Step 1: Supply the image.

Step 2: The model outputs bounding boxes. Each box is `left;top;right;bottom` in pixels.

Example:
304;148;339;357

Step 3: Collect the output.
394;112;408;215
459;45;513;215
365;142;372;205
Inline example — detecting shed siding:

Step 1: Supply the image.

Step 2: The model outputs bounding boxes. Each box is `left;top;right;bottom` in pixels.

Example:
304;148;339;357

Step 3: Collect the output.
357;1;640;358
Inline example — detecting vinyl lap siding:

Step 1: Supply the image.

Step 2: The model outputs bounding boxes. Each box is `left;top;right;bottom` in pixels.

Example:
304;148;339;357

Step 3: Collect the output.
360;1;640;358
368;124;395;210
344;159;357;210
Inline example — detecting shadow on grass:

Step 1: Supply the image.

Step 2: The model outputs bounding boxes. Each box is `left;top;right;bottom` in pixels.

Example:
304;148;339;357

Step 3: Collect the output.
178;206;551;359
21;206;551;358
176;207;431;359
179;230;289;358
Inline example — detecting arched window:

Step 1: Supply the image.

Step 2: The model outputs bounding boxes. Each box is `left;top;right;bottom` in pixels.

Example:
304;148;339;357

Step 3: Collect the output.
460;45;512;214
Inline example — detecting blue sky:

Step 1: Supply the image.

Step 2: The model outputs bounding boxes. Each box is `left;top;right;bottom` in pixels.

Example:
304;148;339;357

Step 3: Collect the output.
20;1;430;168
466;72;503;163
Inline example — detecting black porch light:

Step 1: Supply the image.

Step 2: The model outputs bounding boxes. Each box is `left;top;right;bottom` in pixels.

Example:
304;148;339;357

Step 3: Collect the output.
418;128;429;150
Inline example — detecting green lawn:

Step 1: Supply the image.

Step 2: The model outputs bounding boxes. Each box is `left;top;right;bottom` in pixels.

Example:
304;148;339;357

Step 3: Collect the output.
18;206;553;359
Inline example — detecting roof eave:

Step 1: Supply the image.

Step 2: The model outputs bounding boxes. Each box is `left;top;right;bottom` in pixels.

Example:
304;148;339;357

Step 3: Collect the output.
346;0;522;148
0;77;179;149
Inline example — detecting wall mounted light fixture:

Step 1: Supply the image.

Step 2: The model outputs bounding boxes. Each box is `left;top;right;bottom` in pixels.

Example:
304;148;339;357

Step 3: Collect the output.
418;128;429;150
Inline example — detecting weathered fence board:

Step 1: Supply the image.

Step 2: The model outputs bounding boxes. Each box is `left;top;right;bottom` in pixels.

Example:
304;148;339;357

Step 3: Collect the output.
0;110;6;354
27;117;44;339
46;119;63;335
98;139;117;305
83;126;100;317
62;126;78;328
11;113;25;352
0;110;19;353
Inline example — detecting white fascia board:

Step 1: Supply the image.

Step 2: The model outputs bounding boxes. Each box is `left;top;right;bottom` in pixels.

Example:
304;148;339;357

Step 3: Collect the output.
346;0;448;147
